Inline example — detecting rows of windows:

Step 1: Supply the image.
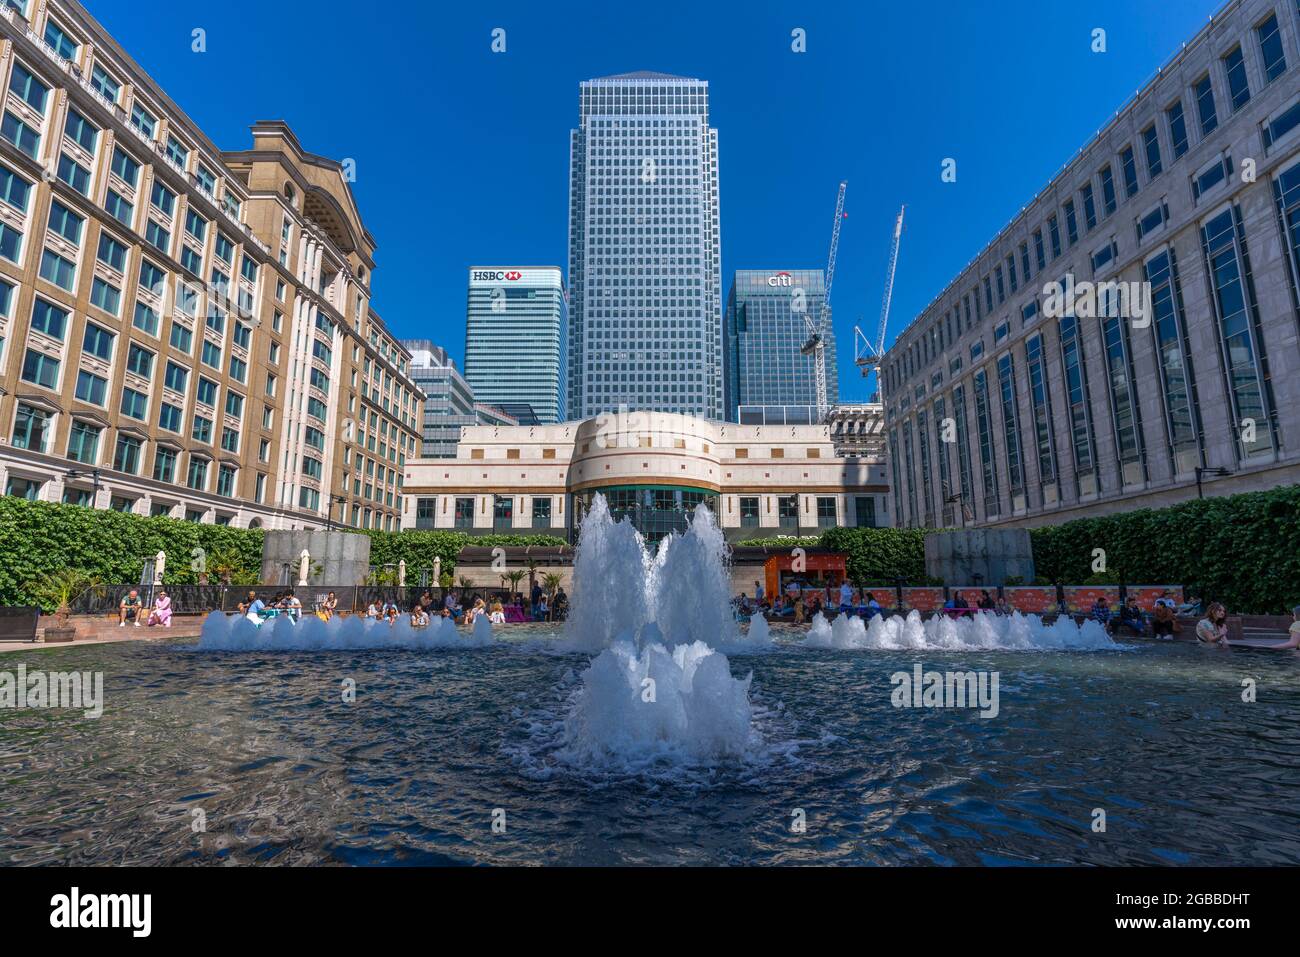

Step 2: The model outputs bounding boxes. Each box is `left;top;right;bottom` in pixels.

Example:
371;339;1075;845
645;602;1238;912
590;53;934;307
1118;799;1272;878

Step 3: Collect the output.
883;3;1300;401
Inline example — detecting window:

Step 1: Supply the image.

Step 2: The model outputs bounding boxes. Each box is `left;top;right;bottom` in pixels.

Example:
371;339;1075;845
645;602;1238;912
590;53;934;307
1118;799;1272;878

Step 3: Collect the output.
1;111;40;158
1166;101;1188;158
1101;312;1145;482
30;298;68;339
130;103;155;138
1081;183;1097;230
21;349;59;389
191;415;212;443
777;495;799;525
1120;145;1139;197
201;340;221;369
56;154;90;194
74;369;106;405
105;151;137;194
47;200;83;244
145;220;170;253
1193;156;1231;201
216;465;236;497
6;476;43;501
126;343;154;378
43;20;79;60
113;435;142;474
66;420;100;465
158;402;182;433
186;457;209;491
454;496;474;528
1144;249;1201;472
1099;165;1117;215
1223;46;1250;111
816;496;837;528
1058;315;1098;496
0;164;31;212
163;361;188;392
169;323;193;354
165;136;189;169
97;233;128;271
739;496;759;527
89;64;120;102
1201;207;1273;457
1064;199;1079;244
9;63;49;113
63;108;97;152
1194;74;1218;136
214;233;233;265
150;181;175;216
1048;214;1062;258
1257;14;1286;83
153;447;177;483
12;402;51;451
196;165;216;196
184;209;207;242
82;322;114;361
120;387;149;420
1024;336;1057;494
1141;125;1162;178
104;191;133;227
225;391;244;419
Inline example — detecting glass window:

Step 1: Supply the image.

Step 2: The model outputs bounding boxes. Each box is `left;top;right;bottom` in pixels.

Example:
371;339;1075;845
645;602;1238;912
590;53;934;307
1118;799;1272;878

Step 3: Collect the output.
1257;14;1286;83
1223;46;1250;111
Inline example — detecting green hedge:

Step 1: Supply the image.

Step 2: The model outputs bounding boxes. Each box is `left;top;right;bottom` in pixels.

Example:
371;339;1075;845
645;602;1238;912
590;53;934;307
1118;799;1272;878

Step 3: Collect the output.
820;526;932;585
1028;484;1300;614
0;497;565;607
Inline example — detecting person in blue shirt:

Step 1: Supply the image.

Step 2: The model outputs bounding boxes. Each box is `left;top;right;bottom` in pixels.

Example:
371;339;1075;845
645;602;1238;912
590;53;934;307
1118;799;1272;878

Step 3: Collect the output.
1090;596;1112;628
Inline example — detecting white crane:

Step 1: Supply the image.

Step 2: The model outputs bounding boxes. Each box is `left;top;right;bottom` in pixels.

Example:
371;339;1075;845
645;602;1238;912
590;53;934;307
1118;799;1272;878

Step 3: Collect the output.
801;181;846;423
854;204;906;395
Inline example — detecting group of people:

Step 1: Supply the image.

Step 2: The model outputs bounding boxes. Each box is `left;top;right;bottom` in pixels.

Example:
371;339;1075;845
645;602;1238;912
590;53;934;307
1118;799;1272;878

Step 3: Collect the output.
942;590;1009;615
116;588;172;627
733;581;885;624
234;589;305;623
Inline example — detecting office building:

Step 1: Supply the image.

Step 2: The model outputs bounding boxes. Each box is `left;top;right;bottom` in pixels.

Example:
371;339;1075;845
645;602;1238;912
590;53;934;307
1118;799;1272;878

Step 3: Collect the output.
0;0;422;530
725;268;838;421
404;340;475;458
880;0;1300;527
463;266;565;424
402;411;889;543
567;72;723;420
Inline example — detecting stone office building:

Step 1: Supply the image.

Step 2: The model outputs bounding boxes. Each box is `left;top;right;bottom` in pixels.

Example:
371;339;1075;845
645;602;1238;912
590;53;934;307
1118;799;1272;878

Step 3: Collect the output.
880;0;1300;527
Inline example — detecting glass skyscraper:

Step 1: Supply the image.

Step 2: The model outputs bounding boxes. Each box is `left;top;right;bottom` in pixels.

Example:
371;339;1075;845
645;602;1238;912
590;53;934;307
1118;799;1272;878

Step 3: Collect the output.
462;267;567;424
567;72;723;420
724;269;839;422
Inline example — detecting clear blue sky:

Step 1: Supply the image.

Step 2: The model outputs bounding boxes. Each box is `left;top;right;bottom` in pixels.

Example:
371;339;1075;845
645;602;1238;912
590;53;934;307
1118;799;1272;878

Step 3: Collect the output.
86;0;1219;401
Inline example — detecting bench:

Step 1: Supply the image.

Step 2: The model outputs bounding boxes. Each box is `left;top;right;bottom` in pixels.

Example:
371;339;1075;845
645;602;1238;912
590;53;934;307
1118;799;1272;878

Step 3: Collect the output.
0;606;40;643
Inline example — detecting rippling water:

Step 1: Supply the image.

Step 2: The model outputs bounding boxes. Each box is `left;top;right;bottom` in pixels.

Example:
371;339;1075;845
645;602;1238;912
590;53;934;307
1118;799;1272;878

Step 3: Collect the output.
2;626;1297;866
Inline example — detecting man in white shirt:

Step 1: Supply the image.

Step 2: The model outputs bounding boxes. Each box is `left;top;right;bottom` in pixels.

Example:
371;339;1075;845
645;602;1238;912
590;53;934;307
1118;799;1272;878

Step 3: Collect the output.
839;580;853;611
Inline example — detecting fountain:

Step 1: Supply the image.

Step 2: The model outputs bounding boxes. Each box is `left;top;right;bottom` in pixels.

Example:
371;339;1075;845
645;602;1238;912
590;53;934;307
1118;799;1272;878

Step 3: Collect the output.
555;494;764;767
804;608;1116;651
198;610;494;651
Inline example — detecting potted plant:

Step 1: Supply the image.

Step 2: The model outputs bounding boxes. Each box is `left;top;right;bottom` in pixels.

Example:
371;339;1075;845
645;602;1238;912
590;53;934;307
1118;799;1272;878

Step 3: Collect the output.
506;569;526;605
25;569;103;643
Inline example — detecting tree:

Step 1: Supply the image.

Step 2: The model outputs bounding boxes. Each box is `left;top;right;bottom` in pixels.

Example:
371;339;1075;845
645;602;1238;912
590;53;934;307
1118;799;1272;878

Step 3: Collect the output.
24;569;103;621
506;569;526;603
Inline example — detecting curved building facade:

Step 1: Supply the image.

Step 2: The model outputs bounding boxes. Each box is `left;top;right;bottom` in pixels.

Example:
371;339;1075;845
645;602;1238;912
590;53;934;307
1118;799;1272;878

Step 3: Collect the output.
402;410;891;544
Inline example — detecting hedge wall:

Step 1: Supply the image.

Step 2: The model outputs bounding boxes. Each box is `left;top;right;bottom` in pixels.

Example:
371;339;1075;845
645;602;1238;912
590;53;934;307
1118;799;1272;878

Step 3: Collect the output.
0;497;565;608
1027;484;1300;614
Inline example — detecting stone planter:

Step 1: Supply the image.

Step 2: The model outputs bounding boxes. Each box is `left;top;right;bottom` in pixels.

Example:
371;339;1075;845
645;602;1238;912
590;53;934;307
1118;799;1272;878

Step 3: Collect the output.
43;624;76;643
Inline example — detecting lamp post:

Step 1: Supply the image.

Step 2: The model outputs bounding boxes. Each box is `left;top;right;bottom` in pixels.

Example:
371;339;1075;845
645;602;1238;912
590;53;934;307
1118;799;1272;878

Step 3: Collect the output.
1194;466;1232;500
65;467;103;505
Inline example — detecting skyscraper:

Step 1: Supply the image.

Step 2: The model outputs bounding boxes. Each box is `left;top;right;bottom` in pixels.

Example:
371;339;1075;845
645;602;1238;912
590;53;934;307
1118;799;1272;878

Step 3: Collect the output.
724;269;839;423
567;72;722;420
463;267;566;424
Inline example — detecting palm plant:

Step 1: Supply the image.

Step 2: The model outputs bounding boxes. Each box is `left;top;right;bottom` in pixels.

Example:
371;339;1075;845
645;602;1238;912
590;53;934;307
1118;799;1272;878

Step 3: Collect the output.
25;569;103;622
506;569;526;603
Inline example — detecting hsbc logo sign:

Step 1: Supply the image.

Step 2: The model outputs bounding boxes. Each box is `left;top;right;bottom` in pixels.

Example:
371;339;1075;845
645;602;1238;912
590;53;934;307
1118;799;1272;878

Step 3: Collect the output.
472;270;523;282
767;271;793;287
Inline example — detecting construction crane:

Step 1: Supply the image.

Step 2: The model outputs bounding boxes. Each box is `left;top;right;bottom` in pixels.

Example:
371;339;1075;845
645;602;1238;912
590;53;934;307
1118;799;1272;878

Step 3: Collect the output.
854;204;906;396
801;181;846;423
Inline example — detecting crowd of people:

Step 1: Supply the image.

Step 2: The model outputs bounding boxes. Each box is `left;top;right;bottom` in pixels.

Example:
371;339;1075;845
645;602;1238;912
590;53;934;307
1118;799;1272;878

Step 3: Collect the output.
227;583;570;630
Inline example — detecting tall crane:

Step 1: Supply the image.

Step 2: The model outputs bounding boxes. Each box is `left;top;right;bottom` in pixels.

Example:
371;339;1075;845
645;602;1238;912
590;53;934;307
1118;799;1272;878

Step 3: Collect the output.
854;205;906;395
801;181;846;423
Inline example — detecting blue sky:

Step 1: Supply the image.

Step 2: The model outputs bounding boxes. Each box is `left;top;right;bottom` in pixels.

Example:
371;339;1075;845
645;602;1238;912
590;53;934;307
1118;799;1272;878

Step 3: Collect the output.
86;0;1218;401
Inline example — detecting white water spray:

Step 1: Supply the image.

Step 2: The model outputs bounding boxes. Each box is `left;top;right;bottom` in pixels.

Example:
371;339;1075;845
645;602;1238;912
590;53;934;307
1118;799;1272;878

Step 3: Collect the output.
198;610;494;651
803;608;1115;651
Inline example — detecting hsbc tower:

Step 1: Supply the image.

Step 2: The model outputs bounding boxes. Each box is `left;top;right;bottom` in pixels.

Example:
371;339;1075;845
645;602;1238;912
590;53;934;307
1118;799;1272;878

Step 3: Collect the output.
463;266;567;424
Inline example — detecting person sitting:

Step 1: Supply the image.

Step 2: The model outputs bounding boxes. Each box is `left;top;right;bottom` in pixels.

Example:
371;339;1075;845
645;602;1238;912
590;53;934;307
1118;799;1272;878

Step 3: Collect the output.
864;592;883;618
1109;597;1146;637
1152;591;1177;639
242;592;266;624
411;604;430;628
322;591;338;621
1195;602;1230;648
118;589;143;627
1260;605;1300;650
1090;596;1112;629
535;594;549;621
284;590;302;622
147;590;172;627
489;601;506;625
995;596;1011;616
383;600;399;624
1177;593;1204;617
838;580;853;613
466;597;486;624
978;590;995;611
365;600;381;620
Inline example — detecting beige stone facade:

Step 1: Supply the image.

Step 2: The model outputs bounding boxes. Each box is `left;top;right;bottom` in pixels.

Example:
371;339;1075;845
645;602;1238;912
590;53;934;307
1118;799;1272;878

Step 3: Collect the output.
0;1;421;529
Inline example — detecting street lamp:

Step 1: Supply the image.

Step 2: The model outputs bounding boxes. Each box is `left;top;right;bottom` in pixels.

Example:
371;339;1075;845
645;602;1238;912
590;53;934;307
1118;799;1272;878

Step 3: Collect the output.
65;467;102;505
1194;466;1232;499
